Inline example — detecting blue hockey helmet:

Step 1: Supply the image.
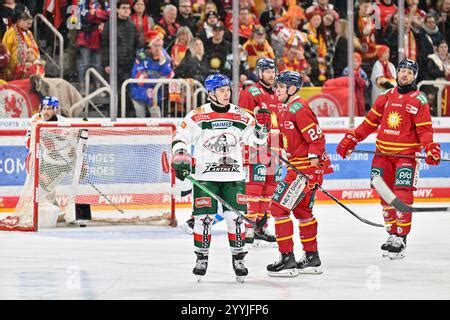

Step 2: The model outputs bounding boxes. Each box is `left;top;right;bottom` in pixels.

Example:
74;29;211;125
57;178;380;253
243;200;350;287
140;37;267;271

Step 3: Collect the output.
256;58;276;72
397;58;419;78
275;71;303;90
40;96;59;109
204;74;231;92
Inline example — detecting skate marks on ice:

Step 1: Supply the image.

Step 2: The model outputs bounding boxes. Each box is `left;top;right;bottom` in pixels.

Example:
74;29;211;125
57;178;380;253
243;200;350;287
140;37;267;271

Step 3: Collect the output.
1;204;450;299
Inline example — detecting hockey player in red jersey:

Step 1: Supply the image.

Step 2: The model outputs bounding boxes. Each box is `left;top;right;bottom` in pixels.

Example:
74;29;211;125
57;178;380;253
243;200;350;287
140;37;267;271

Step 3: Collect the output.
238;58;284;246
266;71;333;277
336;59;441;260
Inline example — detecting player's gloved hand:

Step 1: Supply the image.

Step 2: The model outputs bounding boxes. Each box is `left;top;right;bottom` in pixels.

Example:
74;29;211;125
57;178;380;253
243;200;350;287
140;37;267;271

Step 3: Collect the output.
172;150;192;181
336;130;359;159
305;165;325;190
425;142;441;166
254;108;272;136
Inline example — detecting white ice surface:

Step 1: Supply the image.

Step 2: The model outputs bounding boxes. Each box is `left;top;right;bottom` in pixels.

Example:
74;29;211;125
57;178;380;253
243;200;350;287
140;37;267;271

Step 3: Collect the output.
1;203;450;300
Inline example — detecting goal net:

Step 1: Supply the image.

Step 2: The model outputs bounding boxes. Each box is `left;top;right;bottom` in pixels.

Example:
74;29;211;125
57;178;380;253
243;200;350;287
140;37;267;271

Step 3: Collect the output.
1;122;176;231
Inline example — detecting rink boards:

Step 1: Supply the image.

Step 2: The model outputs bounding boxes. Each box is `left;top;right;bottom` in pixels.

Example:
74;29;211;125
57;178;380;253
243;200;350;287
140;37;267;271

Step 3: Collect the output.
0;118;450;214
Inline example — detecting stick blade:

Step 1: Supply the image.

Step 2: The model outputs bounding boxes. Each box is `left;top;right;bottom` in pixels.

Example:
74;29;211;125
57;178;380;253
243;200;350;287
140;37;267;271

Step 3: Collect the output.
371;175;412;212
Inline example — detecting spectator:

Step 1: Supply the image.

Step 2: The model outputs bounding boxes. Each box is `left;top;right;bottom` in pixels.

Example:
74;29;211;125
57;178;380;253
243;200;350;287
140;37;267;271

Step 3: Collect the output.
131;0;155;45
233;5;260;44
171;26;193;69
319;9;337;79
332;18;349;77
303;8;331;84
204;21;232;74
175;37;209;83
422;13;444;48
276;45;312;86
355;0;377;62
196;0;218;31
384;14;420;66
374;0;397;31
154;4;180;53
177;0;198;34
270;5;306;58
305;0;340;21
0;0;29;40
196;11;219;43
437;0;450;43
242;25;275;76
76;0;109;92
13;47;45;79
370;45;396;104
223;0;258;30
424;40;450;114
0;42;10;80
342;52;370;115
259;0;286;34
2;11;39;81
102;0;142;117
130;32;174;118
418;12;444;77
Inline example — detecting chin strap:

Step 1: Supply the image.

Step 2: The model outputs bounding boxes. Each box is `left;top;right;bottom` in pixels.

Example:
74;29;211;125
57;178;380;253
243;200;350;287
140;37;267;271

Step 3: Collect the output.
396;80;417;94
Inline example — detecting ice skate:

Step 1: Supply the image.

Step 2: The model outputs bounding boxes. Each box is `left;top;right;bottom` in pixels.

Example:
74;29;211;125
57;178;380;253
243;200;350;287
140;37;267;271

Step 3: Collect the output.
296;252;323;274
180;217;194;235
381;234;397;257
253;227;277;248
267;252;299;277
193;252;208;281
389;236;407;260
232;251;248;283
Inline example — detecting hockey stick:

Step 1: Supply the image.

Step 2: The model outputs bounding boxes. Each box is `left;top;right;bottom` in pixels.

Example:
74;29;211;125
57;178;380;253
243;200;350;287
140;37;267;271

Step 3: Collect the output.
371;175;450;212
183;172;266;228
352;149;450;162
266;147;385;228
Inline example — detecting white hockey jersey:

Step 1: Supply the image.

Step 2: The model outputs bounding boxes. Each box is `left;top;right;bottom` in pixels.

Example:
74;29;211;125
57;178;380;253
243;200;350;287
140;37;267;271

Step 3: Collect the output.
173;103;266;182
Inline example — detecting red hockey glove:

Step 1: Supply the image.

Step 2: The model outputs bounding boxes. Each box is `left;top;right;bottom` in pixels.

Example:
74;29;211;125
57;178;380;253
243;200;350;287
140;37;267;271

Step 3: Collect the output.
336;130;359;159
305;165;325;190
172;151;192;181
255;108;272;134
425;142;441;166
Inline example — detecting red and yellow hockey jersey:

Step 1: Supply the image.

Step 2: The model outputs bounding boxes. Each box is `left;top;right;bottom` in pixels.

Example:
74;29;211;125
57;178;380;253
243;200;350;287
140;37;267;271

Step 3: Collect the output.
239;82;284;164
354;87;434;155
278;96;332;173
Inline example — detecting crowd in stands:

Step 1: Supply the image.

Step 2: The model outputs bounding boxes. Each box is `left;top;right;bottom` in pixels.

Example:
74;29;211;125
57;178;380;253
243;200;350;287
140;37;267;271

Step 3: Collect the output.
1;0;450;116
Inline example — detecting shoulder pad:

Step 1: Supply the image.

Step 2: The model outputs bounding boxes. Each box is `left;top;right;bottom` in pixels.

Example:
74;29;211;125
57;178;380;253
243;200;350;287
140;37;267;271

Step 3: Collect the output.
248;86;262;96
288;102;303;114
415;92;428;105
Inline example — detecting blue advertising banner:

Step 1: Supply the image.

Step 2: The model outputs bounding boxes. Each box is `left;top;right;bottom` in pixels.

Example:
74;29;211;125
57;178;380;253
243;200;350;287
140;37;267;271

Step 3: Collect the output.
325;143;450;180
0;146;28;186
0;144;172;187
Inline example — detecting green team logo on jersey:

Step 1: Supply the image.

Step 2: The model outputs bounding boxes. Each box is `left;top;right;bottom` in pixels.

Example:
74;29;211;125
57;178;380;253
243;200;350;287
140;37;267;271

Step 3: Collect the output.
416;92;428;105
274;164;283;182
248;87;262;96
272;181;289;202
288;102;303;114
370;167;384;179
252;164;266;182
395;167;414;187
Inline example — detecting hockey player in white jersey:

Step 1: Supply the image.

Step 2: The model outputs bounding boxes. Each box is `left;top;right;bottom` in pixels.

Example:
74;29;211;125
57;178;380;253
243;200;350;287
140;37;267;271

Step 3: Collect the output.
171;74;271;282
